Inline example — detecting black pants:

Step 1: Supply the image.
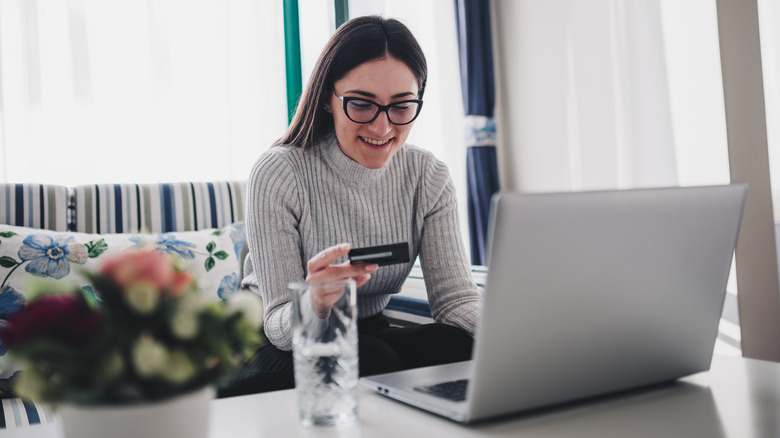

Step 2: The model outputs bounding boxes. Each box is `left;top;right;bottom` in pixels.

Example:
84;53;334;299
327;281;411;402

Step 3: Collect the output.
218;313;474;397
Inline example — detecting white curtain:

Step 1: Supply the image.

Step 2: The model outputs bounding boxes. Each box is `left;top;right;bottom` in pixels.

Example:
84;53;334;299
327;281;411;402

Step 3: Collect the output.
758;0;780;338
0;0;288;186
491;0;737;354
341;0;470;254
759;0;780;217
492;0;730;194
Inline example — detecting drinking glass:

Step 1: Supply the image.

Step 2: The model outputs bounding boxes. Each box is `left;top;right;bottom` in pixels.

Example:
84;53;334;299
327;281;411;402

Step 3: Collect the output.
289;279;358;427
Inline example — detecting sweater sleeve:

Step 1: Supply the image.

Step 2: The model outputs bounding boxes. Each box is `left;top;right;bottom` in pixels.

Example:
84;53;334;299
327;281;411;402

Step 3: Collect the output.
243;149;305;351
417;157;482;335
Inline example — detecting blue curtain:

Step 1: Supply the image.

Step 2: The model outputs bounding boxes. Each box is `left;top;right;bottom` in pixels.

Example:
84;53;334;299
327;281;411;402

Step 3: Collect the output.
455;0;499;266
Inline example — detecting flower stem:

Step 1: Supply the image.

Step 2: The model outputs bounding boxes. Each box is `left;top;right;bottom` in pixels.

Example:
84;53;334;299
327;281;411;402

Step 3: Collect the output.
1;262;22;289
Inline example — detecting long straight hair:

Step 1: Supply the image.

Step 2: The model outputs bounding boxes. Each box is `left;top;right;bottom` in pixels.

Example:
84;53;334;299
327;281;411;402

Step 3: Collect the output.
275;16;427;149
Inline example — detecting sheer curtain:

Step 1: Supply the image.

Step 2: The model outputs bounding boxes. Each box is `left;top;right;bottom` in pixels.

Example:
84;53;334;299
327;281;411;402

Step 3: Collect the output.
758;0;780;356
492;0;729;194
347;0;470;257
759;0;780;217
491;0;736;352
490;0;733;234
0;0;287;186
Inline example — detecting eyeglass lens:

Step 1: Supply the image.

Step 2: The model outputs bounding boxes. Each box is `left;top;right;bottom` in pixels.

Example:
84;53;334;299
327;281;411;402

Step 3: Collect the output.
346;99;420;125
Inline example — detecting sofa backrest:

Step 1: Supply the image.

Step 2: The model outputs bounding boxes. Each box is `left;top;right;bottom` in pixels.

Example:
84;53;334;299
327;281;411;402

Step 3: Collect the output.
0;180;251;398
1;181;247;233
71;181;246;233
0;184;70;231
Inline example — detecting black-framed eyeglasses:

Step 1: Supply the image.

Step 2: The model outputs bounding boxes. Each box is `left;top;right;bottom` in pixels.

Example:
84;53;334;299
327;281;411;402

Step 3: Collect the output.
334;91;423;125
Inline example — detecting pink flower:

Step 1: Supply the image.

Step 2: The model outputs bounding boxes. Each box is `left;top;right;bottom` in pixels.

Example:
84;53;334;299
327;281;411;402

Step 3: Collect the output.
98;251;195;307
169;272;193;298
100;251;175;291
0;294;102;349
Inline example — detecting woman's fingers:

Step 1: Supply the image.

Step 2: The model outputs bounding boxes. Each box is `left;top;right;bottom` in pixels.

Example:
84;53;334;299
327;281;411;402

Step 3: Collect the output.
304;244;378;317
311;284;347;308
307;243;351;273
353;273;372;288
306;243;378;283
306;261;377;283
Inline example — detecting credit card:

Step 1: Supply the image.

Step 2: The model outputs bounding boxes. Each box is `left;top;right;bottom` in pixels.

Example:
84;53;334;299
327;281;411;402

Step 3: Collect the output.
348;242;410;266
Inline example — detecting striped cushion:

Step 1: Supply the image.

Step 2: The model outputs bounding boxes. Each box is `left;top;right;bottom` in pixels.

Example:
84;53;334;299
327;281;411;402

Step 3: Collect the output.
0;184;70;231
72;182;246;234
0;398;55;429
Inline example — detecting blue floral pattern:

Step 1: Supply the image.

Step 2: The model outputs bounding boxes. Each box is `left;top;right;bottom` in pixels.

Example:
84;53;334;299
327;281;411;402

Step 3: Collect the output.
1;223;243;394
0;286;26;356
229;222;246;260
218;273;239;300
18;234;87;279
131;234;196;259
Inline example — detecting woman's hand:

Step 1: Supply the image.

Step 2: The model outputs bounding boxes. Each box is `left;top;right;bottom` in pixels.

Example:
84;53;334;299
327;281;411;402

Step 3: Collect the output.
306;243;377;317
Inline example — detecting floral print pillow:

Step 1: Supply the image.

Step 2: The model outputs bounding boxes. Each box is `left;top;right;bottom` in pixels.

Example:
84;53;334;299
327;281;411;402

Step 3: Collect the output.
0;222;246;384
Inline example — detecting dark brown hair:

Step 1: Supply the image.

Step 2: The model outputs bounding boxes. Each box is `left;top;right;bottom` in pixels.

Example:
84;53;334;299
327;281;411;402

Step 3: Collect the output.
274;15;427;149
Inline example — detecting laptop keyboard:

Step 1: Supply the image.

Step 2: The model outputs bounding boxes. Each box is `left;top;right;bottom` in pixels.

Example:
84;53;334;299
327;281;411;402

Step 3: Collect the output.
414;379;469;402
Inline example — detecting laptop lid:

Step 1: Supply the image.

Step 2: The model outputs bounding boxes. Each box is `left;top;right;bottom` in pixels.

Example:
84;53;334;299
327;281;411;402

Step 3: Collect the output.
362;184;747;423
466;183;747;421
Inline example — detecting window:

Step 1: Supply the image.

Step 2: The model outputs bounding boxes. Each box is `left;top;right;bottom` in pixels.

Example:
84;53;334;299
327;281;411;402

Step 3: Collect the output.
0;0;287;186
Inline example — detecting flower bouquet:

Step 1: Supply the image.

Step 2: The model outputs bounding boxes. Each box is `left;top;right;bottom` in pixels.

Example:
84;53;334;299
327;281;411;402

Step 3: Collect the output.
0;249;264;406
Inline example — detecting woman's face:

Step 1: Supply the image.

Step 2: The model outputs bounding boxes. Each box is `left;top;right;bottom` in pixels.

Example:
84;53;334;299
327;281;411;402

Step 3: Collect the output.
328;56;419;169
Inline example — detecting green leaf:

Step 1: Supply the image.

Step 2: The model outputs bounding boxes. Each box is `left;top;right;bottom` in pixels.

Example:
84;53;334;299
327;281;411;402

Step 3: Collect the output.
0;231;17;238
206;241;216;253
0;256;19;268
211;230;223;236
213;251;229;260
86;239;108;258
205;257;215;272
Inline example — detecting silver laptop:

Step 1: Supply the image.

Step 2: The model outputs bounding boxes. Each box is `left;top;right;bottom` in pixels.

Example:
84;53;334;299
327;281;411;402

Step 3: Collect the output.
361;184;747;423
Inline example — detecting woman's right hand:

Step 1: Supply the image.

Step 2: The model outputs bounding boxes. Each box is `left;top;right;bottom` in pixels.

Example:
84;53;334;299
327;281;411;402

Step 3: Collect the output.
306;243;377;317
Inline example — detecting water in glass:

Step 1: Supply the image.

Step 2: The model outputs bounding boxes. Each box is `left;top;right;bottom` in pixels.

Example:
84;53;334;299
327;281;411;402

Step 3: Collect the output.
293;329;358;426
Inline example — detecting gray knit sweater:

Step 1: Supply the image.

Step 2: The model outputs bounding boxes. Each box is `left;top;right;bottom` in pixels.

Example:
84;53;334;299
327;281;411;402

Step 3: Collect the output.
242;134;481;350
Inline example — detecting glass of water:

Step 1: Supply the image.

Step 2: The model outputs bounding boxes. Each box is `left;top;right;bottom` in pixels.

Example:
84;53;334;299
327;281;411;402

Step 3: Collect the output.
289;279;359;427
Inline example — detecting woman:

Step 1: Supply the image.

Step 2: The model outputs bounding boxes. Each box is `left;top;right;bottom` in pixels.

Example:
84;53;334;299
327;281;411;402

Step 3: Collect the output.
229;15;481;395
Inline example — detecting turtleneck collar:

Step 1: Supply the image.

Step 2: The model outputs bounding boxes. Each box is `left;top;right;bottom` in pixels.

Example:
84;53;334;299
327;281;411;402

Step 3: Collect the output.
318;133;394;185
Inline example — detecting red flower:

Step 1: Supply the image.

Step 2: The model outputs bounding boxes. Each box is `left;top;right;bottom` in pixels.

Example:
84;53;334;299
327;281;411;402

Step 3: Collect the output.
0;294;102;349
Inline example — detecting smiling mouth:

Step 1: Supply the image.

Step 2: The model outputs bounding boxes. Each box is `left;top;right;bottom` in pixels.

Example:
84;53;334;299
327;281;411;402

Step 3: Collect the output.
360;136;391;146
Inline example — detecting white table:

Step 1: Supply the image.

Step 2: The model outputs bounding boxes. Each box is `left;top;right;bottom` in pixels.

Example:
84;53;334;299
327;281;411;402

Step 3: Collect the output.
7;355;780;437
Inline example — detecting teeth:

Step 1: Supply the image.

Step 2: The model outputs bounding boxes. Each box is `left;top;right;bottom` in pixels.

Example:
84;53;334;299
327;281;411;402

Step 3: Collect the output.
361;137;390;146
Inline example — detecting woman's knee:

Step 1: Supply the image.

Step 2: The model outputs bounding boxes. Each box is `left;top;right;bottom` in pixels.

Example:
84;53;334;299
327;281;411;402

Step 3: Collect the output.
358;334;406;376
255;343;295;371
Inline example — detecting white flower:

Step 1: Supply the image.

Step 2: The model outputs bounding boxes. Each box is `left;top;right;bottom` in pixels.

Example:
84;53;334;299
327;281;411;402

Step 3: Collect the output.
225;290;264;330
161;350;197;384
171;312;199;339
171;312;198;339
124;281;160;314
170;294;203;339
132;334;169;377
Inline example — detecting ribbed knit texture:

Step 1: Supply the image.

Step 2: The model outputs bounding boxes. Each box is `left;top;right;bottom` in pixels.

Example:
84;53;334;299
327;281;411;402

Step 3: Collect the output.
243;134;481;350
